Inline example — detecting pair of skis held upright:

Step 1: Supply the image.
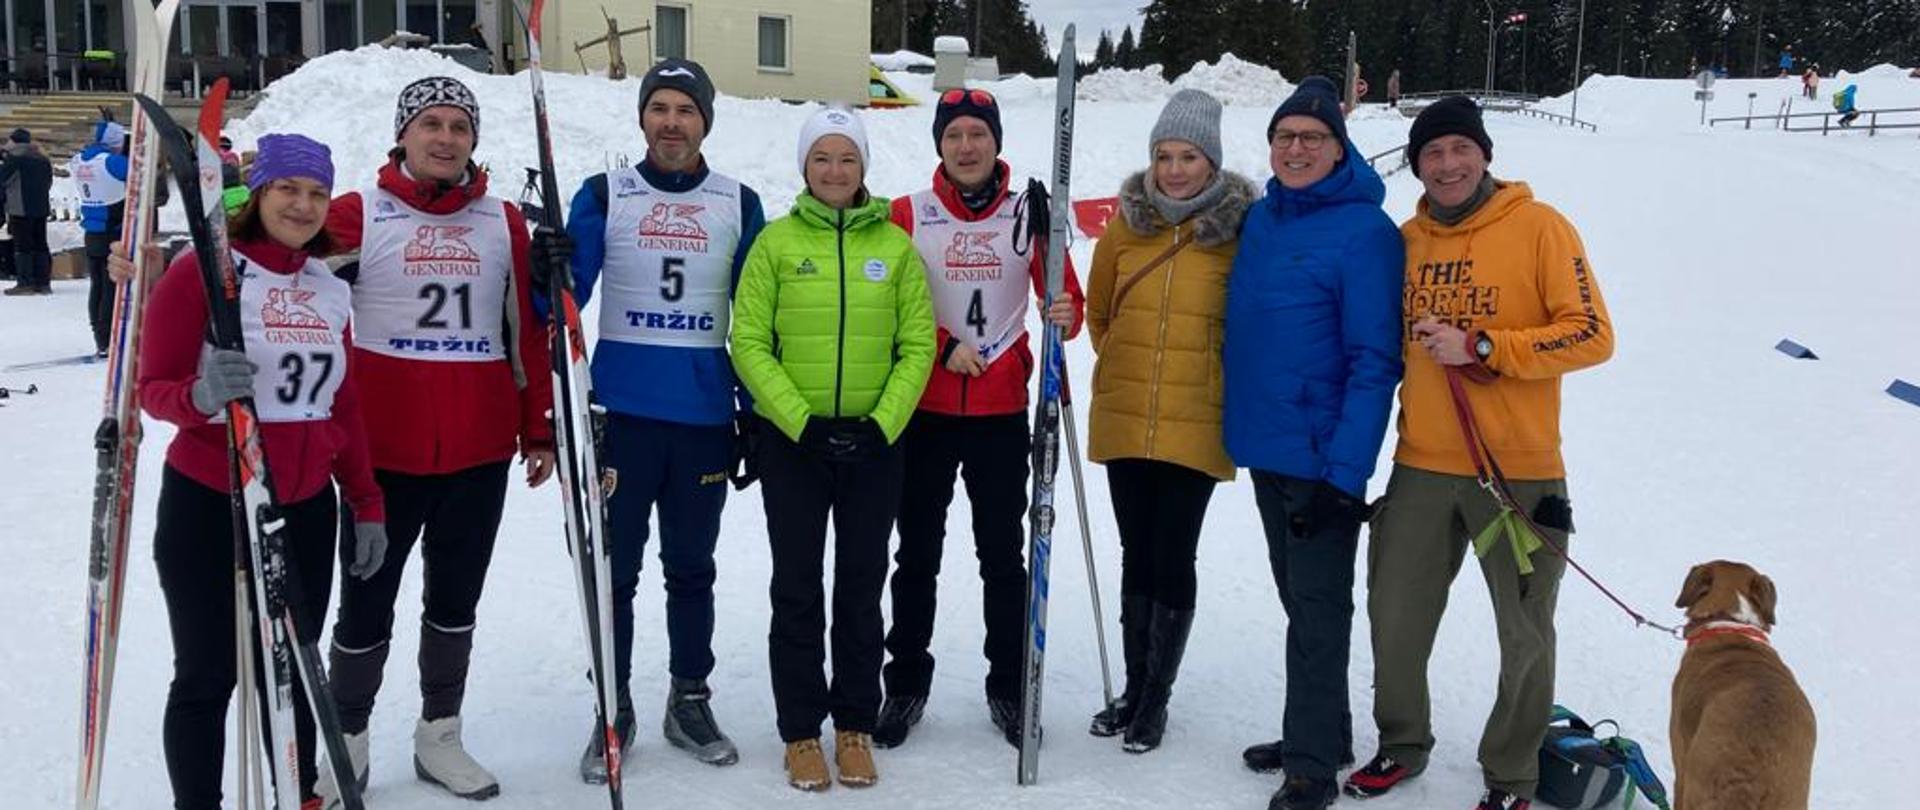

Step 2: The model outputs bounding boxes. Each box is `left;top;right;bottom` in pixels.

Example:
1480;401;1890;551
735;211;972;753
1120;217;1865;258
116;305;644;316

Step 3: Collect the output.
76;2;363;809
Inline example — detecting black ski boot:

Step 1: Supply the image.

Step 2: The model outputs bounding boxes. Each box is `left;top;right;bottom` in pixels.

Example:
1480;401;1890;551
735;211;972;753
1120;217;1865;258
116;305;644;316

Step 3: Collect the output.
1122;603;1194;754
579;691;636;784
1089;594;1151;737
871;695;926;749
664;678;738;766
987;695;1027;748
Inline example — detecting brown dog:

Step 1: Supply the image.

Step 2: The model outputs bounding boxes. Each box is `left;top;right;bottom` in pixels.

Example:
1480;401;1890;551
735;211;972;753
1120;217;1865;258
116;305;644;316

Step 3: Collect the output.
1669;560;1816;810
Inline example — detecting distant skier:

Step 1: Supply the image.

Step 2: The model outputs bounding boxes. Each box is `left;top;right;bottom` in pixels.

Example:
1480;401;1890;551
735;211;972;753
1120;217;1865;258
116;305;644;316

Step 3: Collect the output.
1801;66;1819;100
1833;83;1860;127
1778;45;1794;77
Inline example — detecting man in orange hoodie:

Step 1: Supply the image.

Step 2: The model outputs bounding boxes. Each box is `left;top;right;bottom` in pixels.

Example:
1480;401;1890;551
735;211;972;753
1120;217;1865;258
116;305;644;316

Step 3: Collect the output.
1342;97;1614;810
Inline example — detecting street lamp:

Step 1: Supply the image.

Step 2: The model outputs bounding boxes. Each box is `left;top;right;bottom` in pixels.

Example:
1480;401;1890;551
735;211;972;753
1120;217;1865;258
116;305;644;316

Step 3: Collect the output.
1570;0;1588;121
1484;0;1497;93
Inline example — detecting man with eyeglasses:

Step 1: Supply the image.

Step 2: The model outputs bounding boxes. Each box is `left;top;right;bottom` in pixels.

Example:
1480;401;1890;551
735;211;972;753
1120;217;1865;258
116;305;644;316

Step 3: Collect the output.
1223;75;1405;810
874;86;1085;749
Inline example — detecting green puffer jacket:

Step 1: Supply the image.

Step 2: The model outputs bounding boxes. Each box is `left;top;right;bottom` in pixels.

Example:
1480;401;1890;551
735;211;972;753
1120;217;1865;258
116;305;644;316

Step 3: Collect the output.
731;192;937;444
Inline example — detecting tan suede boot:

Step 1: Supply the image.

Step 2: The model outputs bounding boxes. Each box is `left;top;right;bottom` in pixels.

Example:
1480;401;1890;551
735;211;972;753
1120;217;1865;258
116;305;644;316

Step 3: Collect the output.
834;730;878;787
784;738;830;792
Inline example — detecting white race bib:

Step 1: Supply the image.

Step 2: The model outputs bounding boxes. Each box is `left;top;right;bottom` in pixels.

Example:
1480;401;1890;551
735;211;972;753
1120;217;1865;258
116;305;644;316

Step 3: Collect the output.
596;168;743;349
907;189;1031;363
212;250;354;423
351;187;513;362
70;152;127;207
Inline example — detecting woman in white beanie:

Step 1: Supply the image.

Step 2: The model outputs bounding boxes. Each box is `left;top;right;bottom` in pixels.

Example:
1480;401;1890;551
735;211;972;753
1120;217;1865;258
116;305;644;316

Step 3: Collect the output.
1084;88;1259;754
730;105;936;791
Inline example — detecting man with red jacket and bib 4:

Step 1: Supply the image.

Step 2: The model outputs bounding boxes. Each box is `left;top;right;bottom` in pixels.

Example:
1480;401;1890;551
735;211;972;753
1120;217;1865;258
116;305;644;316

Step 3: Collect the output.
315;76;556;804
875;87;1084;749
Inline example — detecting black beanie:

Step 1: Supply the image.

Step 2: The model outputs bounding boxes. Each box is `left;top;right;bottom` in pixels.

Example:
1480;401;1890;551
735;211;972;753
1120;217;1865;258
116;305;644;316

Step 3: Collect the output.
9;128;29;144
931;88;1003;156
639;58;717;132
1268;75;1348;144
1406;96;1493;177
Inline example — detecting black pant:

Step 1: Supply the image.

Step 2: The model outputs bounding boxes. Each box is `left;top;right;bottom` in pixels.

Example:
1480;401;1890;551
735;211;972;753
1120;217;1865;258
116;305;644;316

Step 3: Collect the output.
330;461;509;732
9;215;48;287
1252;471;1358;779
884;411;1029;701
154;465;336;809
86;231;115;352
605;413;730;688
1105;458;1216;610
760;421;904;741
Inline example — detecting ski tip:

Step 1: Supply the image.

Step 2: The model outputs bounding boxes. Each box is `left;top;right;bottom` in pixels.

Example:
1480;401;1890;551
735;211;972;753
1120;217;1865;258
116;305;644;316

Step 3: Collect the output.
526;0;545;38
130;94;170;131
198;79;230;144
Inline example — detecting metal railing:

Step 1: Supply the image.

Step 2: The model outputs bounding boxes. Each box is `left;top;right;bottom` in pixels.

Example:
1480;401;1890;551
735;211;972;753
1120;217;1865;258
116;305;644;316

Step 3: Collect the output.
1366;143;1412;178
1396;89;1596;132
1710;105;1920;136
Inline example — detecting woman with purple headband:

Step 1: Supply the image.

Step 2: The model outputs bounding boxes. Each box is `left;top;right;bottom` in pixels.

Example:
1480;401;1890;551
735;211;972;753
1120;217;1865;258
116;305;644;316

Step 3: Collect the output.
113;133;386;810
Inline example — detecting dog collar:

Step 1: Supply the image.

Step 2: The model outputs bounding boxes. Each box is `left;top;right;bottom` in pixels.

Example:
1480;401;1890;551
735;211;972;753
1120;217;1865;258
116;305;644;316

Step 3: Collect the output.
1684;622;1771;647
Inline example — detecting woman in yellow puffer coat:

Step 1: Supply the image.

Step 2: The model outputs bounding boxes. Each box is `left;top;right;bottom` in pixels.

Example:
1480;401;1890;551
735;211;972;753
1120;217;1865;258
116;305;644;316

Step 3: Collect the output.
1084;89;1259;754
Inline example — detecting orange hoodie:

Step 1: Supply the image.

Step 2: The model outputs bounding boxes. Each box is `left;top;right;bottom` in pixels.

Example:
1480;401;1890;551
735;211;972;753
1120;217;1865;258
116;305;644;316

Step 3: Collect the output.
1396;181;1614;480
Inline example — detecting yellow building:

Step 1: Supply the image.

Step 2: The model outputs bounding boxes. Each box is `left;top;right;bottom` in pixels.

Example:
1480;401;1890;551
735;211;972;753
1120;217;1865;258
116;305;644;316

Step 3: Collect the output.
528;0;873;105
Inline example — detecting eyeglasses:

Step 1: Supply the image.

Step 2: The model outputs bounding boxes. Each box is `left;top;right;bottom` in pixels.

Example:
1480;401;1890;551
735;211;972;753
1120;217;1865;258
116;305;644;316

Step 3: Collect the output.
940;88;997;108
1271;130;1333;150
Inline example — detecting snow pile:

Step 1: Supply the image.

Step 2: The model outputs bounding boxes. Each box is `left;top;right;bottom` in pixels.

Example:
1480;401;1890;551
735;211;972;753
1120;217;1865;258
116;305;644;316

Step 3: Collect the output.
1079;54;1293;108
871;50;934;72
1837;63;1916;81
1077;62;1172;103
1172;53;1296;108
1533;69;1920;131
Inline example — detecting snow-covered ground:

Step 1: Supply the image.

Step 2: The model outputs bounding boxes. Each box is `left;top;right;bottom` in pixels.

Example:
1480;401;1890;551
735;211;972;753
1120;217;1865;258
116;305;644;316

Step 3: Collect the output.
4;48;1920;808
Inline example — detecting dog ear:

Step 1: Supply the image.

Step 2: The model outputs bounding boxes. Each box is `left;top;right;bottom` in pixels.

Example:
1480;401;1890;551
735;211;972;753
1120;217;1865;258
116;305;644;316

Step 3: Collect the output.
1747;574;1778;627
1675;564;1713;609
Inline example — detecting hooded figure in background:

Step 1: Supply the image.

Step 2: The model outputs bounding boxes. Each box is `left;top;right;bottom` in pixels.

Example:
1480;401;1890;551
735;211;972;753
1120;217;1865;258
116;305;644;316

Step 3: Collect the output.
1;128;54;296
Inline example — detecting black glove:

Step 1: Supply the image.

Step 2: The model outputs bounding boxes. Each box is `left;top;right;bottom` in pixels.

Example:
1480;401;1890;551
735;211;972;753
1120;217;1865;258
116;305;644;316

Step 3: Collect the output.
729;412;762;491
1290;480;1370;539
799;417;888;462
1531;494;1574;533
528;225;573;293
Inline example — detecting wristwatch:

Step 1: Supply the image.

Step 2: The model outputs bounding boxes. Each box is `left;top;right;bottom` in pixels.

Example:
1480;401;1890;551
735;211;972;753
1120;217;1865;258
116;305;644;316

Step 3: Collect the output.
1473;333;1495;362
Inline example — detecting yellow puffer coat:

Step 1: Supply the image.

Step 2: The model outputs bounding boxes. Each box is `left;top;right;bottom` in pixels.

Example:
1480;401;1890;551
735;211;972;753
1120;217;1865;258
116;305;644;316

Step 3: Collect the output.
1086;170;1258;482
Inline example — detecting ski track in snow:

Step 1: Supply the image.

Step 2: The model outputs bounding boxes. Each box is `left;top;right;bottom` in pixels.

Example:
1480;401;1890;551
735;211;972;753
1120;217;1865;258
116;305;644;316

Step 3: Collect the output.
4;49;1919;808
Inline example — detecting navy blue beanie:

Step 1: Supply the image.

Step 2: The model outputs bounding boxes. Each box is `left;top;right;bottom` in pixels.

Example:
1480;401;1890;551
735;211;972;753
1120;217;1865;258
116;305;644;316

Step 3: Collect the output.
1267;76;1348;144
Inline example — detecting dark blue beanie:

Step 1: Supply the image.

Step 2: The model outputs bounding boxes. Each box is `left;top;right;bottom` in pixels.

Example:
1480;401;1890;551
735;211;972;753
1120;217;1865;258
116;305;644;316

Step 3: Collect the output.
1267;76;1348;144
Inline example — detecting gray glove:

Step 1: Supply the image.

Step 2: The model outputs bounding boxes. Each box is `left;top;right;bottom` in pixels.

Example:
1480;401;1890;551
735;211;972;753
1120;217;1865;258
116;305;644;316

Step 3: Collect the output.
189;348;257;416
347;521;389;580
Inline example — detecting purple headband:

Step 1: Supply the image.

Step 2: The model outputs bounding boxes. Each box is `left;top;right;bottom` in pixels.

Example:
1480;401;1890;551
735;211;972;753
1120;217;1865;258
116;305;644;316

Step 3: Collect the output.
248;133;334;192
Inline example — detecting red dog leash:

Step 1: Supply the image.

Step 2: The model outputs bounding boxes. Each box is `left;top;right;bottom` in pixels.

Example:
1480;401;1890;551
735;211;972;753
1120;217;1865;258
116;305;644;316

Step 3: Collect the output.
1444;367;1684;639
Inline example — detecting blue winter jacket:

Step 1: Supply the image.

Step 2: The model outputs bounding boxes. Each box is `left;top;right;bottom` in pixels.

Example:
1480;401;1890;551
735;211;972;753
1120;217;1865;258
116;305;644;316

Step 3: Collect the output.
565;159;765;426
1223;148;1404;498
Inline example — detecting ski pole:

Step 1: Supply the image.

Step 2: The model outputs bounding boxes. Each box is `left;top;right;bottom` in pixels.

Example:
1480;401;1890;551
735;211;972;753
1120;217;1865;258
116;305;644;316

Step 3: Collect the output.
0;384;39;398
1059;373;1113;706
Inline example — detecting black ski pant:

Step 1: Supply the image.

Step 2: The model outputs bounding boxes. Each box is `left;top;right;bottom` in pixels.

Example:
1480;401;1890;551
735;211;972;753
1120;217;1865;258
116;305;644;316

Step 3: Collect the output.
9;215;49;287
1105;458;1217;610
1252;471;1358;780
884;411;1029;702
330;461;509;733
154;465;336;808
86;230;116;352
605;412;729;690
760;421;903;742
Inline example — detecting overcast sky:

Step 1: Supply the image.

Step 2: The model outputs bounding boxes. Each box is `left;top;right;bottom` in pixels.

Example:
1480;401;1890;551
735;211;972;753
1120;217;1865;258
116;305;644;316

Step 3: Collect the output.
1027;0;1146;57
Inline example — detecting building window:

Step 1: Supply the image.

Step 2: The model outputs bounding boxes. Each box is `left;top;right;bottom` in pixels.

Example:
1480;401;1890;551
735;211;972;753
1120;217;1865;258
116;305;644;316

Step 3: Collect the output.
757;15;788;72
656;4;686;61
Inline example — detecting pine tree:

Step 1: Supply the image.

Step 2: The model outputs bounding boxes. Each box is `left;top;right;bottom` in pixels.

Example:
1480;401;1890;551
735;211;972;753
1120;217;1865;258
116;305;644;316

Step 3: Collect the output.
1115;26;1139;69
1095;29;1116;69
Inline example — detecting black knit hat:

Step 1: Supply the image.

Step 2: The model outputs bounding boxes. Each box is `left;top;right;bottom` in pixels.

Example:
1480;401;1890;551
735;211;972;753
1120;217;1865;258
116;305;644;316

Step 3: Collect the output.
9;128;29;144
639;58;717;132
394;76;481;143
1405;96;1493;177
931;87;1002;155
1268;75;1348;144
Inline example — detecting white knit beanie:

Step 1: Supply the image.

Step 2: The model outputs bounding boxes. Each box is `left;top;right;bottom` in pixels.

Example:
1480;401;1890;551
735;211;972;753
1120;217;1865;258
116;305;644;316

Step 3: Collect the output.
796;105;870;177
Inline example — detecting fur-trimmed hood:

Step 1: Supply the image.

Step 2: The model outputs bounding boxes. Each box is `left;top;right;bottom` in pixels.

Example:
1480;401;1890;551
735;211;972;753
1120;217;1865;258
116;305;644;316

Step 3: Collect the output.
1116;169;1259;247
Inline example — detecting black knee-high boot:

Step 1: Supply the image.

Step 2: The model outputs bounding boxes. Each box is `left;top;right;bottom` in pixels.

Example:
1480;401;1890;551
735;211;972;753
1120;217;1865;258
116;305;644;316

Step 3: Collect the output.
1122;603;1195;753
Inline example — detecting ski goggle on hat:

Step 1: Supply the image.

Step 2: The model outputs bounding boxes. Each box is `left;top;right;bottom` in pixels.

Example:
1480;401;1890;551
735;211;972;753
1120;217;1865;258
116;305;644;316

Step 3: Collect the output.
932;88;1003;155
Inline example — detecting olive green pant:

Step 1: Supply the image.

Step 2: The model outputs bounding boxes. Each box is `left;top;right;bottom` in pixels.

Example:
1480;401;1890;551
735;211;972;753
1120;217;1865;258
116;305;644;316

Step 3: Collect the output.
1365;464;1569;799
